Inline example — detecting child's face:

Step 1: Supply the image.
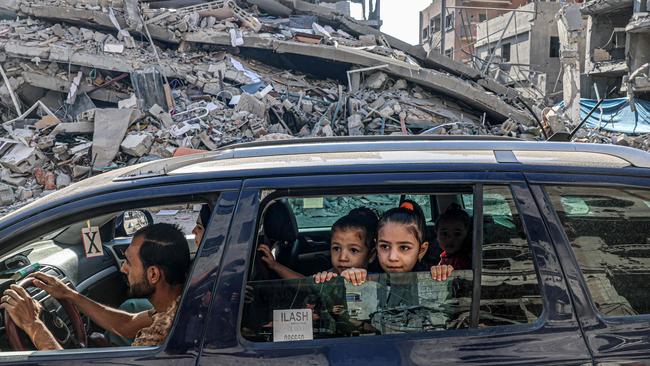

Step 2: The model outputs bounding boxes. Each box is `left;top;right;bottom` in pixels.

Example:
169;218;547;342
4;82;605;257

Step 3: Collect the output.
331;228;370;274
377;222;428;273
436;220;468;255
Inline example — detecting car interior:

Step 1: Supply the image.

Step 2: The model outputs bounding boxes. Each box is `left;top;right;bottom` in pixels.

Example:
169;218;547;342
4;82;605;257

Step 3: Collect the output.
0;202;205;352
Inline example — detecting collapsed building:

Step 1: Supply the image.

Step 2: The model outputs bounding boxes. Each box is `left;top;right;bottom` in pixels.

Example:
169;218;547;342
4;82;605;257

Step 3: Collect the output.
581;0;650;99
0;0;557;211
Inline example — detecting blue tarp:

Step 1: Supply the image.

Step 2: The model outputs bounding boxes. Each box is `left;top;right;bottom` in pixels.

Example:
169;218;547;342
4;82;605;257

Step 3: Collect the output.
555;98;650;135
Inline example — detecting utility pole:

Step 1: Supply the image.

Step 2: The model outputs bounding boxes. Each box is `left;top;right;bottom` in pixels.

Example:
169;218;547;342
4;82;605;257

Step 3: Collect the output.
440;0;446;55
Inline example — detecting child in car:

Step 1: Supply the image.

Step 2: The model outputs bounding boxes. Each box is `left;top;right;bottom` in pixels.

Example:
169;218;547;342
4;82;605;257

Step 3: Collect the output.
260;207;378;281
435;203;472;271
341;201;465;284
317;201;426;285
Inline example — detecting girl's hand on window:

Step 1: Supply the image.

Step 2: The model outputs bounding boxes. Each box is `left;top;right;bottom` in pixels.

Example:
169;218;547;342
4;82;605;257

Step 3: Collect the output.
341;268;367;286
430;265;454;281
314;271;338;284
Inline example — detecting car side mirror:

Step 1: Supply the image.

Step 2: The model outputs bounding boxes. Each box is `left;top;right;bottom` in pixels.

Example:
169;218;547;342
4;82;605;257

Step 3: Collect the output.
115;210;154;237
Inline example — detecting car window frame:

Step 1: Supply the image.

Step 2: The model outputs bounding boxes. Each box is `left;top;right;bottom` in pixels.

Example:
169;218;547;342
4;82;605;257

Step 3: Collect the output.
0;179;240;363
535;178;650;323
205;172;566;352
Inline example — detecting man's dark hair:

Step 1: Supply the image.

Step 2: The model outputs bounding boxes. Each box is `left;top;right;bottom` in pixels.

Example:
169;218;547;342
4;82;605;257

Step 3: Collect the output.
134;223;190;285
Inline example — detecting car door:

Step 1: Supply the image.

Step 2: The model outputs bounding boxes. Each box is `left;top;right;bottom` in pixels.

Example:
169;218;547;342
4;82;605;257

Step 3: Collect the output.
199;171;592;365
0;179;240;365
529;172;650;364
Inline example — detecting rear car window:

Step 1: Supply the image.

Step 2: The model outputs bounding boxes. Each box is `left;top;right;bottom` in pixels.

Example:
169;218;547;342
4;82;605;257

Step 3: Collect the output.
546;186;650;317
289;194;432;229
242;186;542;342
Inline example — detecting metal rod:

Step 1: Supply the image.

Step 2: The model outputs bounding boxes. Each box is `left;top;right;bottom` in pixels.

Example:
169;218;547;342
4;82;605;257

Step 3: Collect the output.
482;11;515;74
86;72;129;93
0;63;22;116
517;96;548;140
470;183;483;329
568;98;605;140
441;0;447;55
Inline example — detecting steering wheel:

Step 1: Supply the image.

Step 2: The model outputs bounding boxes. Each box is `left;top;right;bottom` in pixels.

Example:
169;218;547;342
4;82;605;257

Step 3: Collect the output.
4;277;87;351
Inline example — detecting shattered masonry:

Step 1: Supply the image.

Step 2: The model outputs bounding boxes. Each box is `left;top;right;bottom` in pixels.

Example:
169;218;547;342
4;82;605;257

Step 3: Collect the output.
0;0;571;211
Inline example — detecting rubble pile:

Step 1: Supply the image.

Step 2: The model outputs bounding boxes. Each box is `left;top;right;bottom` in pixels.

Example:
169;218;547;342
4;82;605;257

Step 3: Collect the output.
0;0;547;212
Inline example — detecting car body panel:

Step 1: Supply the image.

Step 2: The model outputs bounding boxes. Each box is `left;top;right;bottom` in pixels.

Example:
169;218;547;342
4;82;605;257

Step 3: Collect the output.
2;138;650;364
528;173;650;364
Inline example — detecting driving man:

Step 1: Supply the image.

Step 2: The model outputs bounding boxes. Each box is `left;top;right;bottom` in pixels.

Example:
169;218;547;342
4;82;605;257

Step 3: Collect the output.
0;222;190;350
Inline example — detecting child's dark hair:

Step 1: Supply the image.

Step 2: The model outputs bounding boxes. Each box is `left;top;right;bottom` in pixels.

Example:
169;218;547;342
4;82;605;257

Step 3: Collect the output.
436;203;471;229
377;200;426;244
436;203;472;257
331;207;379;249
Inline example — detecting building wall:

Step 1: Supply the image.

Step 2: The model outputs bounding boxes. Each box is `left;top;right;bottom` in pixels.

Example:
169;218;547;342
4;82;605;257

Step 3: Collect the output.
419;0;529;63
474;2;562;98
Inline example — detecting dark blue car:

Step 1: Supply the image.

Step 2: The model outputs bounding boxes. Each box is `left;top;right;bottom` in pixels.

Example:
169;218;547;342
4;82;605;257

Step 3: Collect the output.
1;136;650;365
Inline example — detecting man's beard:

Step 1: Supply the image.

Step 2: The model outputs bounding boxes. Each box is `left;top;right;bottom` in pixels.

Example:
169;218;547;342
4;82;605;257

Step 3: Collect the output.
128;273;155;298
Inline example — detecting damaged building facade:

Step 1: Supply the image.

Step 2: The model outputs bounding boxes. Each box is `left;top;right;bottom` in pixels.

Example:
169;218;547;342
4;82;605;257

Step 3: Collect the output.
474;2;563;101
582;0;650;99
0;0;540;211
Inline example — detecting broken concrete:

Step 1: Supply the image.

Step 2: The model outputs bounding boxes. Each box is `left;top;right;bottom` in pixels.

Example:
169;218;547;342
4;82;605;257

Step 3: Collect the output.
121;133;154;157
0;0;573;212
93;108;141;169
0;143;40;174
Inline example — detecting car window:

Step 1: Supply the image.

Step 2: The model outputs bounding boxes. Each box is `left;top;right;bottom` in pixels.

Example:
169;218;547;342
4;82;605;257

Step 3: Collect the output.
546;186;650;317
0;199;212;353
242;271;473;342
242;186;542;342
289;194;434;230
288;195;400;229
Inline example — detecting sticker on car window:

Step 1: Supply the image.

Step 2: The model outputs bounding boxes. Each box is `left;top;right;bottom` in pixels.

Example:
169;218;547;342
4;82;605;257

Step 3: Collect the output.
272;309;313;342
82;225;104;258
302;197;324;209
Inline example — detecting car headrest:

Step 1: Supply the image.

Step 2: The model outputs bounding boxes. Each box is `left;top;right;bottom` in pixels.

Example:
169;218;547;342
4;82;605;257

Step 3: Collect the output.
263;200;298;244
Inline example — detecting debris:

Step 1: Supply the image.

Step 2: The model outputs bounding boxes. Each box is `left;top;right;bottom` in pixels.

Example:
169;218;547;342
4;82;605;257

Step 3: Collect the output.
364;71;388;90
65;71;83;105
0;63;22;115
149;104;174;127
93;108;142;169
234;93;266;119
34;167;56;190
118;94;138;109
0;0;624;212
0;143;40;174
121;133;154;157
0;184;14;205
131;69;169;112
56;172;71;189
104;42;125;54
34;115;60;130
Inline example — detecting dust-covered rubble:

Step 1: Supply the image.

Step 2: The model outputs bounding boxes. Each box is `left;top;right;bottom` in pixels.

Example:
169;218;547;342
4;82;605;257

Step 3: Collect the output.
0;0;593;213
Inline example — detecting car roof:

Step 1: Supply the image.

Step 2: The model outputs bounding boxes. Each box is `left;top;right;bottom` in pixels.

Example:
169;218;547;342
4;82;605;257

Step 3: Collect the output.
2;136;649;233
116;136;650;180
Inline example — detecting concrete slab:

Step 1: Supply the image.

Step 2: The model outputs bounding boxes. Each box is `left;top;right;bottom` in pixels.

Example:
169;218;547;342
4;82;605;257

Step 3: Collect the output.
93;108;141;169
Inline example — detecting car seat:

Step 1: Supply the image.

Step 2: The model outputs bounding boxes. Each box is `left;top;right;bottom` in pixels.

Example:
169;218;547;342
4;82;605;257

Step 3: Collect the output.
260;199;301;275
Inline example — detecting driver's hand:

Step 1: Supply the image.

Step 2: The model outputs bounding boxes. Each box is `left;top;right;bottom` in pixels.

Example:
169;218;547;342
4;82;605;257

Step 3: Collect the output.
29;272;75;300
0;285;44;335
